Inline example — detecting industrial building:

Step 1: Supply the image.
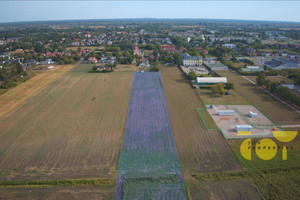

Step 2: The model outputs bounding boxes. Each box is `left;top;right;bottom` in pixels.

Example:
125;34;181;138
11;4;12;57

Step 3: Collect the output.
204;62;228;71
240;66;265;73
248;111;258;118
196;77;227;87
218;110;235;116
235;125;253;132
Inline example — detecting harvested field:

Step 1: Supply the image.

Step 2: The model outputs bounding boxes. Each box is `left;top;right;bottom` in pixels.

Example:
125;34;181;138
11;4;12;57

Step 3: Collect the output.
0;64;133;180
217;71;300;125
114;64;137;72
116;72;187;199
0;65;74;119
0;186;114;200
160;66;241;174
245;75;293;84
187;179;261;200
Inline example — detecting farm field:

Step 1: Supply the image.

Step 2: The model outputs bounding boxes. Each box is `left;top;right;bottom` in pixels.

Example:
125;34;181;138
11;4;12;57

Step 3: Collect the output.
160;66;241;174
0;64;133;180
187;179;261;200
0;65;74;119
245;75;294;84
196;87;250;105
228;138;300;170
217;70;300;125
116;72;187;199
114;64;137;72
0;185;114;200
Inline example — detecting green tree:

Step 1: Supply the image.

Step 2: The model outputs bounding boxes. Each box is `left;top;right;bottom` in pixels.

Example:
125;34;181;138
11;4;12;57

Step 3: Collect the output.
187;71;197;80
225;82;234;90
211;83;226;96
256;73;266;86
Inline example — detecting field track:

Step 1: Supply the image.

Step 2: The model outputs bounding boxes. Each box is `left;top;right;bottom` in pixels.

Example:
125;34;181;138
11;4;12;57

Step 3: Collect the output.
160;66;241;174
0;64;132;180
0;65;74;119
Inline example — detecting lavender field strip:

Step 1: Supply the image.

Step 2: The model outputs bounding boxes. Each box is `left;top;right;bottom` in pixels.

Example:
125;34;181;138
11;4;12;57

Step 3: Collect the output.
115;72;187;200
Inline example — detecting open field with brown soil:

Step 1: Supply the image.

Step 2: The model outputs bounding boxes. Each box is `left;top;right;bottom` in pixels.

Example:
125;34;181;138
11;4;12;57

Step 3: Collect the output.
0;185;114;200
0;65;74;119
0;64;133;180
245;75;294;84
217;71;300;125
114;64;137;72
160;66;241;174
187;179;261;200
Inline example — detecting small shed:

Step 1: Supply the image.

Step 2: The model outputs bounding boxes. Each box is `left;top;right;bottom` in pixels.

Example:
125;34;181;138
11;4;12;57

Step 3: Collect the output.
218;110;234;116
248;111;258;118
235;125;253;132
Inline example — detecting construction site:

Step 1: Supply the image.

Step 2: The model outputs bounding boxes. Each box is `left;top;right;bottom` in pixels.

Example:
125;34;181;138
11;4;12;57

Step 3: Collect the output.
205;104;279;139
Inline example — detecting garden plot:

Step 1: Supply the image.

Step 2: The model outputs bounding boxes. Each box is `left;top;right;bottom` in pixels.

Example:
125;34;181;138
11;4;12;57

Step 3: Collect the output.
206;104;279;139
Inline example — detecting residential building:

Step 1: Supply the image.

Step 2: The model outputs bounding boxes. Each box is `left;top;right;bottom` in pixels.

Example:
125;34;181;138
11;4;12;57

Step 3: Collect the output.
182;53;203;66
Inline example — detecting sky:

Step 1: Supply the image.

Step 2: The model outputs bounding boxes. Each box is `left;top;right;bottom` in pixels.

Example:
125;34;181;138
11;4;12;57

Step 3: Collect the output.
0;1;300;23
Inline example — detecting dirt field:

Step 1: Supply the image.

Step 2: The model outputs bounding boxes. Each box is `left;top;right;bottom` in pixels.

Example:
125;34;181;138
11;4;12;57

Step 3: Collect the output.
160;66;241;174
0;64;133;180
0;65;74;119
206;105;277;139
114;64;137;72
187;179;261;200
0;186;114;200
217;71;300;125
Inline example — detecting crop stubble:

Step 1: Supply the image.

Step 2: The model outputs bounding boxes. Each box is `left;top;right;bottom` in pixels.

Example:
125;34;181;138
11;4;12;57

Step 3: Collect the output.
0;64;133;180
160;67;241;174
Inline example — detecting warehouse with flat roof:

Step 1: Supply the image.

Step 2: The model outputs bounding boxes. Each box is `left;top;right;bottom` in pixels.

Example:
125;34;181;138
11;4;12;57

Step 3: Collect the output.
204;62;228;71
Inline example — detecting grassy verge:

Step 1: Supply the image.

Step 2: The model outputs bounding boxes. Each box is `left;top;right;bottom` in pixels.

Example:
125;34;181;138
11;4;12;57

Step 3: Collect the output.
192;167;300;200
0;178;114;187
196;108;218;130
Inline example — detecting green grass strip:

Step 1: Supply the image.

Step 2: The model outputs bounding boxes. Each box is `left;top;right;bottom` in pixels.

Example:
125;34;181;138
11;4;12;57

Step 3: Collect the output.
0;178;113;187
196;108;218;131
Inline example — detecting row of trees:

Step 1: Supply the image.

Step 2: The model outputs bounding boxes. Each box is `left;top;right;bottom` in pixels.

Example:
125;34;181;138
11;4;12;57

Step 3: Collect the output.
256;73;300;107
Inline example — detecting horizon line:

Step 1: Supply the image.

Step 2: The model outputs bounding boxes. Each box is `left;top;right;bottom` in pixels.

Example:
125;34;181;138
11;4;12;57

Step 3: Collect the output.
1;17;300;25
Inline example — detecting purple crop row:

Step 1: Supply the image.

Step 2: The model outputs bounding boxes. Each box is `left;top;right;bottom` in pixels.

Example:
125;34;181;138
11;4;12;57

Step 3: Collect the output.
115;72;187;199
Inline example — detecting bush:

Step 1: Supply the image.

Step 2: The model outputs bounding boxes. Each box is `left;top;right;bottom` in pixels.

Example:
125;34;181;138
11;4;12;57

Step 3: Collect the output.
0;81;17;89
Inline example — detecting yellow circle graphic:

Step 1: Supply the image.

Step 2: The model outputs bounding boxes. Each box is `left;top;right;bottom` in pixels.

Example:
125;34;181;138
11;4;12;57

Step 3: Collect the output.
240;138;251;160
273;131;297;142
255;138;277;160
